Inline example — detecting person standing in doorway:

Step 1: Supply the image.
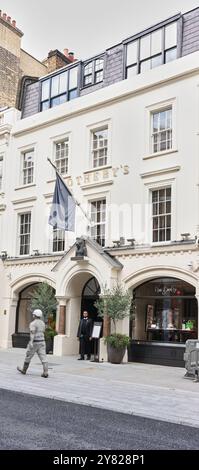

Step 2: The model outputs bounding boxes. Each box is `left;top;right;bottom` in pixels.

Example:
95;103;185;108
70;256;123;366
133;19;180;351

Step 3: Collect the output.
77;310;93;360
17;309;48;378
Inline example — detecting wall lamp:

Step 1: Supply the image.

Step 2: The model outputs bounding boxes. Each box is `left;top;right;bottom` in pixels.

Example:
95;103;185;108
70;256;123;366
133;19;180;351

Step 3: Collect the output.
1;250;7;261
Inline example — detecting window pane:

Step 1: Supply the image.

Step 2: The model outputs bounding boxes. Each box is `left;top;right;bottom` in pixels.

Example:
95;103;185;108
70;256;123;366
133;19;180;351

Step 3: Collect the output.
51;75;59;96
140;59;151;73
95;58;104;71
69;89;78;100
51;95;67;107
126;65;137;78
151;29;162;55
59;72;67;94
165;22;177;49
41;80;50;101
84;62;92;75
165;47;177;63
160;111;166;130
95;70;103;83
69;67;78;90
140;35;150;59
151;54;162;68
41;101;50;111
126;41;137;66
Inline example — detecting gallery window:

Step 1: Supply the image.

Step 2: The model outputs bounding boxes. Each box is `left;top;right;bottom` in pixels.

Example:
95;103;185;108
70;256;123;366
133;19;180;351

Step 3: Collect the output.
91;127;108;168
131;278;197;344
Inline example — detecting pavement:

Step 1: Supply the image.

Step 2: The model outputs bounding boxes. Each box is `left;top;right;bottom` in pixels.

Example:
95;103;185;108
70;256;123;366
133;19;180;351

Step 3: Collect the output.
0;348;199;429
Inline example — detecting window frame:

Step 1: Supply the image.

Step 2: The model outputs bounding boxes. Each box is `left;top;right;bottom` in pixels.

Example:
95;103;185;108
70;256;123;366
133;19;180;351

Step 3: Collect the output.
151;186;172;243
82;55;104;88
151;108;172;154
18;212;31;256
54;137;70;176
91;126;108;169
40;64;80;111
124;16;180;78
21;149;34;186
90;198;106;247
52;227;65;253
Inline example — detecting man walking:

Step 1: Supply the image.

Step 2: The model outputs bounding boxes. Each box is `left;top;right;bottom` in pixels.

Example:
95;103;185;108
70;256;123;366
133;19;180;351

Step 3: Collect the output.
17;309;48;378
77;310;93;360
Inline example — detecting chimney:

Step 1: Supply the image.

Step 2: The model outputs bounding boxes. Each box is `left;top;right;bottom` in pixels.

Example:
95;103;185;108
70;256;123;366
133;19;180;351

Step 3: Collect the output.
63;48;69;57
43;49;76;73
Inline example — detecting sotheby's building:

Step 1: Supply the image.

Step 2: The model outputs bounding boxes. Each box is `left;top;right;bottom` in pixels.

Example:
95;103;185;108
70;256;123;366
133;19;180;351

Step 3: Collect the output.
1;7;199;365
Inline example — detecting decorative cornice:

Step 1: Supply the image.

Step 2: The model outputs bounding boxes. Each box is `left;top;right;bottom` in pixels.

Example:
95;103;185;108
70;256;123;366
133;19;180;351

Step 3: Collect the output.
140;165;181;179
12;196;37;205
3;254;61;267
107;242;197;258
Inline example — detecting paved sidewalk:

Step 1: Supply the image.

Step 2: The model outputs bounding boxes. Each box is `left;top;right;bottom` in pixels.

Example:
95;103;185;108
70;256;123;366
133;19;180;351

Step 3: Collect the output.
0;348;199;428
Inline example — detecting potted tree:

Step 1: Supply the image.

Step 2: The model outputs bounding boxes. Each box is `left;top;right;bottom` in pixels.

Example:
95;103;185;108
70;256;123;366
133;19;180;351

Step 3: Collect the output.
95;284;132;364
30;282;57;353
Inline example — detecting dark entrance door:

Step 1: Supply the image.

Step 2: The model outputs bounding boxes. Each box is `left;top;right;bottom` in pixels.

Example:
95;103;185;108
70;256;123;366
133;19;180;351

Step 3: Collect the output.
81;277;102;355
81;277;101;321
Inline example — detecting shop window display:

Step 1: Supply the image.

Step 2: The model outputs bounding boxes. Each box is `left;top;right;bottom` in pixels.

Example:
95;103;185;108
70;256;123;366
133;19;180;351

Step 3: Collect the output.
132;278;197;343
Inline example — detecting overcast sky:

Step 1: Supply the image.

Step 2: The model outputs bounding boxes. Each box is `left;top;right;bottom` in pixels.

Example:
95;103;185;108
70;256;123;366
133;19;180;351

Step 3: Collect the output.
1;0;199;61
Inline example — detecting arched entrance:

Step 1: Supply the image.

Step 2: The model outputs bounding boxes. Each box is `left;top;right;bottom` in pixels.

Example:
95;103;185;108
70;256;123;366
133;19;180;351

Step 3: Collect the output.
12;282;56;348
81;277;101;321
128;276;198;366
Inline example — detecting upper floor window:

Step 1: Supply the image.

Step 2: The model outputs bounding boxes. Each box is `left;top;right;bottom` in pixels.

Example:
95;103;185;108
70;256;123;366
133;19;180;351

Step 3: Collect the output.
52;228;65;252
90;199;106;246
22;150;34;185
55;139;69;175
152;108;172;153
19;212;31;255
83;57;104;87
41;66;79;111
0;155;3;191
152;187;171;243
126;21;177;78
91;128;108;168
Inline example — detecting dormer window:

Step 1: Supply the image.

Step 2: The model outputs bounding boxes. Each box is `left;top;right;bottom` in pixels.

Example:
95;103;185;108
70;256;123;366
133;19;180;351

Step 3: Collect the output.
126;20;177;78
83;57;104;87
40;65;79;111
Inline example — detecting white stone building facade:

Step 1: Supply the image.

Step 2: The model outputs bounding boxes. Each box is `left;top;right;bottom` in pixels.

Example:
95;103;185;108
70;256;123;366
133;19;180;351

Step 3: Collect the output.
1;9;199;365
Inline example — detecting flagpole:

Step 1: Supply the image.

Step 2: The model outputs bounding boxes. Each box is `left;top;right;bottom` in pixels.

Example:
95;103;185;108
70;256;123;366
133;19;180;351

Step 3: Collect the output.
47;158;92;227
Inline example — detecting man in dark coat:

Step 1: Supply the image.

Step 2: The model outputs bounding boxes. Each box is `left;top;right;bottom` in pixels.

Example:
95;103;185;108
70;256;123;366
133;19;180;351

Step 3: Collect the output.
77;311;93;360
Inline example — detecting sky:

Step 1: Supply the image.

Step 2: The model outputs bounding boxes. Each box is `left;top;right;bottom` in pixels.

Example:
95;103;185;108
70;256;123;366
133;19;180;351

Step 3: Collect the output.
1;0;199;62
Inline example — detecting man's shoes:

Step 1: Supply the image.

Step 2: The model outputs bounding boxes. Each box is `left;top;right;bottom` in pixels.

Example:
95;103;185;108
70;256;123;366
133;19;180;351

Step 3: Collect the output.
78;357;84;360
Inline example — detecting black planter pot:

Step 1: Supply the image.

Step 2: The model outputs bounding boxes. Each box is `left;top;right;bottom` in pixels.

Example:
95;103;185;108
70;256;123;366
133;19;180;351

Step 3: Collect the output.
45;337;54;354
107;344;126;364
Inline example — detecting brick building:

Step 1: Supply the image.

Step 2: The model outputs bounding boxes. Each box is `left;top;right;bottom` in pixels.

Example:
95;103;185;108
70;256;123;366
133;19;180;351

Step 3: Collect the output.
0;10;76;109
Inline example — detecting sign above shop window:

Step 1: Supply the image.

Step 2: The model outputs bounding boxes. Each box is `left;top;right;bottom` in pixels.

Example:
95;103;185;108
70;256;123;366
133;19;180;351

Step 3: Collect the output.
154;287;181;296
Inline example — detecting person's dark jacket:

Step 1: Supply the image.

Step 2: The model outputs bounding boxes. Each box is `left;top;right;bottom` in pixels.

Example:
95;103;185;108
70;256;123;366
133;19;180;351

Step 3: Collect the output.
77;318;93;338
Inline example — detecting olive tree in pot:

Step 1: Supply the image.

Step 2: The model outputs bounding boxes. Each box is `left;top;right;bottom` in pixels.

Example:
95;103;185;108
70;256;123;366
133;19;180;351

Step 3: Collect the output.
95;284;132;364
30;282;57;354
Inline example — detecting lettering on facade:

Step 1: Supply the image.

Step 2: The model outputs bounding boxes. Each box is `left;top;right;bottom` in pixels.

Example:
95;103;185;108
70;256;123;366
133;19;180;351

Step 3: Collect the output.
64;165;129;188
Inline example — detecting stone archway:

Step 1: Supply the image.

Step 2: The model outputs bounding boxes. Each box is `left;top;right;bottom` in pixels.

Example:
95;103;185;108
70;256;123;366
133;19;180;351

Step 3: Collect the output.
9;275;56;349
125;268;199;366
54;271;102;356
